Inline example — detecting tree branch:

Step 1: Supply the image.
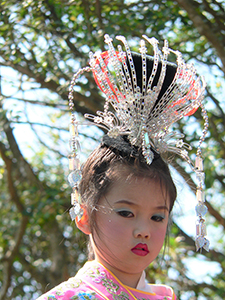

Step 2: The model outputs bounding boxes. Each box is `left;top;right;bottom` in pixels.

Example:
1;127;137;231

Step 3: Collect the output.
174;0;225;74
0;141;25;212
3;118;42;187
206;87;225;125
174;222;225;265
202;0;225;30
0;215;29;300
0;142;30;300
0;94;68;109
171;159;225;230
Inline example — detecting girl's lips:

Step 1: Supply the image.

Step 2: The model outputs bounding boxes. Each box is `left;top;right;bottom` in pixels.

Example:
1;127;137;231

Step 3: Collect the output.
131;243;149;256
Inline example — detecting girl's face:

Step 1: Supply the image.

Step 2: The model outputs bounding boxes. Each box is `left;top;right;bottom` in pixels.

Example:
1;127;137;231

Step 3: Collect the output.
91;175;169;287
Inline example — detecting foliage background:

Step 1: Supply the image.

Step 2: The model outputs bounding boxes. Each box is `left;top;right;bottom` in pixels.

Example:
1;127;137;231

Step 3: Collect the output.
0;1;225;299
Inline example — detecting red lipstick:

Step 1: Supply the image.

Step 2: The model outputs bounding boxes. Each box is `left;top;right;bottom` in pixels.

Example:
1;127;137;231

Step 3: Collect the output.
131;243;149;256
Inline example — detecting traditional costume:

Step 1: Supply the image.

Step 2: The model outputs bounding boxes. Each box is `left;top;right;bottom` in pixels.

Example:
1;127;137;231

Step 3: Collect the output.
37;261;176;300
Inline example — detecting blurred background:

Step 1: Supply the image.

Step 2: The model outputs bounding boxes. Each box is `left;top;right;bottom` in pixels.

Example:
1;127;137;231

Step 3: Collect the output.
0;1;224;299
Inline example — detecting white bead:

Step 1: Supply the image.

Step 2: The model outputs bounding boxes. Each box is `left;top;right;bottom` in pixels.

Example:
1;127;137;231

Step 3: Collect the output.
68;170;82;187
195;203;208;216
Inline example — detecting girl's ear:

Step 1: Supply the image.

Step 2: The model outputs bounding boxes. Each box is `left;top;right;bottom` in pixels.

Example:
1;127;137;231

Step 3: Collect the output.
75;206;91;235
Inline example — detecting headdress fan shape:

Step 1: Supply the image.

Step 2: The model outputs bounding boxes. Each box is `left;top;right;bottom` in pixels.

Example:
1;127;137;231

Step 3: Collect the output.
85;34;206;164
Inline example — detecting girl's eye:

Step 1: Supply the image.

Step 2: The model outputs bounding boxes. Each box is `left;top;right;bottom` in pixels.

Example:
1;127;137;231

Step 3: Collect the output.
116;210;134;218
151;215;165;222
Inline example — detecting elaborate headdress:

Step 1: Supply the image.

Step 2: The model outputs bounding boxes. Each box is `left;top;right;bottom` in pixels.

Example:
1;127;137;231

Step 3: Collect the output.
68;34;209;252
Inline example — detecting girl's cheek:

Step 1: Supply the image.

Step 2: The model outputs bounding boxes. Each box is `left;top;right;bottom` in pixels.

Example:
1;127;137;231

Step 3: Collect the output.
159;228;168;241
107;218;129;237
107;220;122;233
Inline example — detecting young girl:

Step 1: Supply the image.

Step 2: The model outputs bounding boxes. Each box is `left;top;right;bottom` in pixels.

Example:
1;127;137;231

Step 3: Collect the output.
37;34;208;300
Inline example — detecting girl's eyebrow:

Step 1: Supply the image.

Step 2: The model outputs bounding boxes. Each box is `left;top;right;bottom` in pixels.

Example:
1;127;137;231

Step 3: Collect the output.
114;200;138;206
156;205;169;211
115;200;169;211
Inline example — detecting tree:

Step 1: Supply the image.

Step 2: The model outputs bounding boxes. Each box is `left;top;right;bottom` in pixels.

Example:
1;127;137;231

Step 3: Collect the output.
0;1;224;299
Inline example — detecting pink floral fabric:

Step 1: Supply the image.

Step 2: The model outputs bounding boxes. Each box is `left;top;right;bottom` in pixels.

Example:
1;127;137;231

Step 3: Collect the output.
36;261;176;300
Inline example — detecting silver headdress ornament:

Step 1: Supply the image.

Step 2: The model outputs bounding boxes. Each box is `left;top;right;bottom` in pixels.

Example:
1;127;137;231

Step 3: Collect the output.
68;34;209;252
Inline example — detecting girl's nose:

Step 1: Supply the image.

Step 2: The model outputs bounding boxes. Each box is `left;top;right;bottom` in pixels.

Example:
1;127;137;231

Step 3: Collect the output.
133;222;150;239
